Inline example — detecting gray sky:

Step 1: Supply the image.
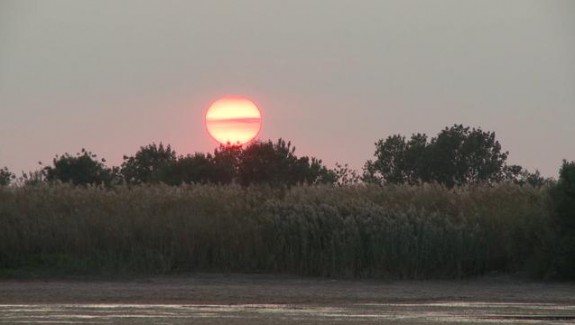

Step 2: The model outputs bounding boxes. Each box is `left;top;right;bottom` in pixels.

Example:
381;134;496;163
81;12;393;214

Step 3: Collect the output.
1;0;574;177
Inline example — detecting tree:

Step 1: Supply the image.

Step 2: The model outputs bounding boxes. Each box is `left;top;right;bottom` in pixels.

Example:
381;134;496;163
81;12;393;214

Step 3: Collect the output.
154;140;334;186
364;133;428;185
300;156;336;185
121;143;176;184
211;144;243;184
43;149;112;186
427;125;508;187
364;125;518;187
157;153;221;185
504;165;548;187
237;139;334;186
550;160;575;279
0;167;14;186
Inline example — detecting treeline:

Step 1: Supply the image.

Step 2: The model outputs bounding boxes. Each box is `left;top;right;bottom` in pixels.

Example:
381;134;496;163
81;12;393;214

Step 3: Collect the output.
2;140;336;187
0;124;574;279
0;125;550;188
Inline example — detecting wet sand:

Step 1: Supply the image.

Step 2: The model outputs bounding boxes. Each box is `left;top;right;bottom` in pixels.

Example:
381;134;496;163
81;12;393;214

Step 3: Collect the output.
1;274;574;324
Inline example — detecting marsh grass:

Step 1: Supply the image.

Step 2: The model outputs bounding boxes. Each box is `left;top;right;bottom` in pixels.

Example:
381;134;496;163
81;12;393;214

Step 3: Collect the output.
0;183;552;278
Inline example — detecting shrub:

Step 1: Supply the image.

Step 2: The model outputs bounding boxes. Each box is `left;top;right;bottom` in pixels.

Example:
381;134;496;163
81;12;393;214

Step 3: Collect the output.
0;167;14;186
43;149;113;186
550;160;575;279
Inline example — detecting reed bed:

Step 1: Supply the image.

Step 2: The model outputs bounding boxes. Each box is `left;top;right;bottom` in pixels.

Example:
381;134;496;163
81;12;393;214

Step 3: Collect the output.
0;183;552;278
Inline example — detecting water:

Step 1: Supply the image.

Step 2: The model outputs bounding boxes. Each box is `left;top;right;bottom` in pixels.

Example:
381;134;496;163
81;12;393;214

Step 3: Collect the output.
2;302;575;324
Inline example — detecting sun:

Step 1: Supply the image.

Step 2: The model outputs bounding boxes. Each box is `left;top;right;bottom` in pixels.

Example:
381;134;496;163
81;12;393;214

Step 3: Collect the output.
205;96;262;146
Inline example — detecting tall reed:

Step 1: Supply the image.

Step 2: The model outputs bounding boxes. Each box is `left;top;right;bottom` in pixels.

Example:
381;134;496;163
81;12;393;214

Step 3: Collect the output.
0;183;552;278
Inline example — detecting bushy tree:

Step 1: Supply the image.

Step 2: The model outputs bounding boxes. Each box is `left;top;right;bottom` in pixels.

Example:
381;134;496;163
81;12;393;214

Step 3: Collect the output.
504;165;549;187
427;125;508;187
363;133;428;185
33;139;337;187
121;143;176;184
43;149;112;186
237;139;334;186
550;160;575;279
364;125;521;187
0;167;15;186
211;144;243;184
157;153;221;185
146;140;334;186
300;156;336;185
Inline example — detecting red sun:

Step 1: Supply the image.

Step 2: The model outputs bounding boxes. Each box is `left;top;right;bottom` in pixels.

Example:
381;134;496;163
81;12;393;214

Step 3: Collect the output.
205;96;262;145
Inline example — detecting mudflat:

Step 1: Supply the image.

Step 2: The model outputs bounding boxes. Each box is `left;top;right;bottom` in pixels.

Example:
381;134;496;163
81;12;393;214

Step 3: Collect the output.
1;274;574;304
1;274;574;324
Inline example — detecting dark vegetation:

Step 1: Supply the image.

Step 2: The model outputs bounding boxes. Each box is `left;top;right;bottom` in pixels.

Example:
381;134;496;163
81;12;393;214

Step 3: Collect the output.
43;149;116;186
549;161;575;279
0;167;14;186
0;125;573;279
364;125;545;187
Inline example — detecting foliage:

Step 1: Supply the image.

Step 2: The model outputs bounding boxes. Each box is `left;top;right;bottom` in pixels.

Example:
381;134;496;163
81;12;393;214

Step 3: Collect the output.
43;149;113;186
550;160;575;279
237;139;334;186
109;140;334;186
504;165;549;187
364;134;428;185
332;163;362;186
158;153;222;186
0;167;14;186
364;125;536;187
428;125;507;186
0;182;553;279
120;143;176;184
0;131;568;279
18;170;46;187
211;144;243;184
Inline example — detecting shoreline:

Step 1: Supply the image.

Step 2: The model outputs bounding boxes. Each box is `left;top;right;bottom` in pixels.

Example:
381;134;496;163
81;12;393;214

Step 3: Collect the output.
1;273;574;305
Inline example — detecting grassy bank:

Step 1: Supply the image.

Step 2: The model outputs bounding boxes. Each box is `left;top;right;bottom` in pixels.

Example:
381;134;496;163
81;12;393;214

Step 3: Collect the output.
0;183;554;279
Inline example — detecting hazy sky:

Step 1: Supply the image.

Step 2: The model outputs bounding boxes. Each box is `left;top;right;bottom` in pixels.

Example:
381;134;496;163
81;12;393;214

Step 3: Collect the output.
1;0;574;177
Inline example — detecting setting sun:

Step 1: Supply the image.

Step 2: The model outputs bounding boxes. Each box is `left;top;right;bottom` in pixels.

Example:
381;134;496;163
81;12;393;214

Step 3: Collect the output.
205;96;262;145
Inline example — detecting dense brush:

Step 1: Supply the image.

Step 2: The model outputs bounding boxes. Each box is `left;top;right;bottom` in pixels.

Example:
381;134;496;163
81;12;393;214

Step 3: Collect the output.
0;183;552;278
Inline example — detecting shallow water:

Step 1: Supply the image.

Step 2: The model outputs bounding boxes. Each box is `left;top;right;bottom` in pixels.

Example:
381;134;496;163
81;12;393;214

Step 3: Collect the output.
1;302;575;324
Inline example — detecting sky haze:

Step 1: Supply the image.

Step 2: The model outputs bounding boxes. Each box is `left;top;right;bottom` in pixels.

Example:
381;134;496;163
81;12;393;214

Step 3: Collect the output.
1;0;574;177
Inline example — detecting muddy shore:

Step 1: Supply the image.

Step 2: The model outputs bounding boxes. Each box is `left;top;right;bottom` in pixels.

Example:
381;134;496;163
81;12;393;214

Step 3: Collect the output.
1;274;574;305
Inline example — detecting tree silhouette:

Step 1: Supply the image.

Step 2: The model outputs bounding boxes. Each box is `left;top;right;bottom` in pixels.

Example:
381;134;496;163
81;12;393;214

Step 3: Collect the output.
364;125;523;187
550;160;575;278
211;144;243;184
504;164;548;187
43;149;112;186
237;139;334;186
364;134;429;185
0;167;14;186
138;140;334;186
121;143;176;184
427;125;508;187
157;153;222;185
